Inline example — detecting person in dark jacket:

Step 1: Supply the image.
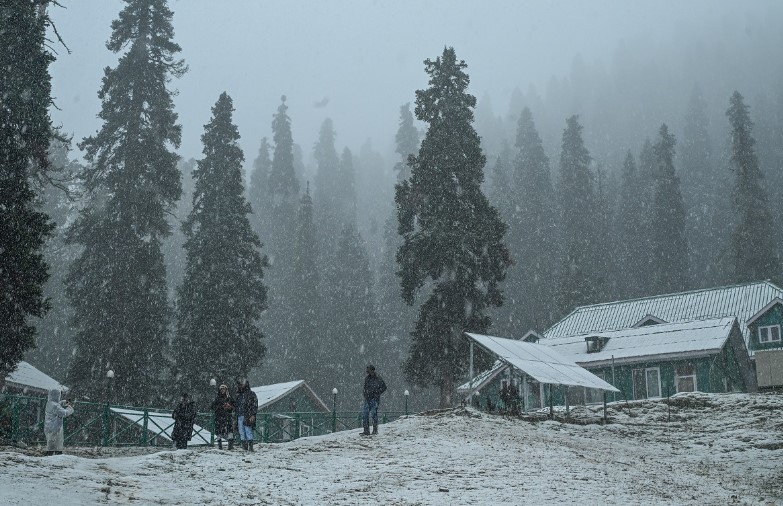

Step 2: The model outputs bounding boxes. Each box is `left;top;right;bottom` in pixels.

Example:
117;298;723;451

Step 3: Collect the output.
235;379;259;451
172;393;197;450
211;384;235;450
361;365;386;436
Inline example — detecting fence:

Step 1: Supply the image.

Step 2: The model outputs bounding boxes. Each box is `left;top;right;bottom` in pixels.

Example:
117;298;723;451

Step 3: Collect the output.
0;393;405;448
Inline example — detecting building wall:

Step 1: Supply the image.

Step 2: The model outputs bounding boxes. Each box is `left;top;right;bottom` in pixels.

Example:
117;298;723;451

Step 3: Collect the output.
755;349;783;389
748;304;783;352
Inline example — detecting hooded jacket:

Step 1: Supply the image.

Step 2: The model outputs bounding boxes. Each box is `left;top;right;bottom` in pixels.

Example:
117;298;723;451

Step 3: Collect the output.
44;389;74;435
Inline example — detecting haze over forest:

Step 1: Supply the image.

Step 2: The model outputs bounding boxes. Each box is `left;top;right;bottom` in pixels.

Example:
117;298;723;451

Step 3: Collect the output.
9;0;783;411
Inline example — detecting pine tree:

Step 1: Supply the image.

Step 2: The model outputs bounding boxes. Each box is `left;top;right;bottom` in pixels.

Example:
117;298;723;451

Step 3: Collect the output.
248;137;272;247
174;93;268;402
615;151;645;298
0;0;55;381
557;115;599;314
376;104;421;408
394;103;419;182
66;0;186;405
324;224;378;406
650;124;689;294
507;108;557;333
727;91;781;284
288;185;320;387
396;48;509;407
337;147;357;226
680;85;719;288
264;96;301;377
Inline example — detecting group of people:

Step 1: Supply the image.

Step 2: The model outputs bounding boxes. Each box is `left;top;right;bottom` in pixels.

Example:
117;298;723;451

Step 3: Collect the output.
171;379;258;451
42;366;387;455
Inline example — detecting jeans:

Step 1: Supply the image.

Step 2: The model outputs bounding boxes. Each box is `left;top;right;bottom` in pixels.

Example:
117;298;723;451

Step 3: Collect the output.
237;416;254;441
362;398;379;427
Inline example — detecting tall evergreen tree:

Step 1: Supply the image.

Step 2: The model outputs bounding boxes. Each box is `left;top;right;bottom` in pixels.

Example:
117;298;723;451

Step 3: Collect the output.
376;104;422;409
247;137;272;247
680;85;718;288
287;185;320;386
726;91;781;284
650;124;689;294
174;93;268;402
615;151;646;298
396;48;509;407
265;96;301;377
0;0;55;381
506;108;557;333
393;103;419;182
66;0;186;404
324;224;378;406
337;147;357;227
557;115;599;314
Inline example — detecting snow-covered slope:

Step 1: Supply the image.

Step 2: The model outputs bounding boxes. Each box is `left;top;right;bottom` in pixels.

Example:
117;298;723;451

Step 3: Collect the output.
1;393;781;505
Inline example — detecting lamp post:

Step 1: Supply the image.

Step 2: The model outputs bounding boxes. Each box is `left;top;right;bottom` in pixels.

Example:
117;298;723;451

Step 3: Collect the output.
210;378;216;388
404;390;409;416
331;388;338;433
106;370;115;404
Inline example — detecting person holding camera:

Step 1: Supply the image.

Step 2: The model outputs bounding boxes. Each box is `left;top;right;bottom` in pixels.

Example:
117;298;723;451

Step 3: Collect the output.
211;384;235;450
44;389;74;456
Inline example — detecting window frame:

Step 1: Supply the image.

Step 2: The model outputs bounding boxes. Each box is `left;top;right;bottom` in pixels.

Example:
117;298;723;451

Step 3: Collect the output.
675;363;697;393
758;324;781;344
632;366;662;399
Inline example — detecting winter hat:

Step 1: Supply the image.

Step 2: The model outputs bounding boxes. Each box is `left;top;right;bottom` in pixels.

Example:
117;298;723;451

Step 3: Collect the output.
219;384;228;391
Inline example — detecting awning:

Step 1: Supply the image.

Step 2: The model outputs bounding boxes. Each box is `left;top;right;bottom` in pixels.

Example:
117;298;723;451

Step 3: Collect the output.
465;332;620;392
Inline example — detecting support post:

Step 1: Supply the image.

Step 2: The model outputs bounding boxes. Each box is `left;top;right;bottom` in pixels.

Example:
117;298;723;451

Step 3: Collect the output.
142;410;149;446
565;386;570;418
469;340;474;404
210;411;215;446
611;355;616;403
522;375;528;413
548;384;554;419
603;391;607;423
102;403;110;447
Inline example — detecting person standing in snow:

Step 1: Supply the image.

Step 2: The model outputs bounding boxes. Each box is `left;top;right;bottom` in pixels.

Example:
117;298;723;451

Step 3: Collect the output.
171;393;197;449
361;365;386;436
44;389;74;455
211;384;235;450
235;379;258;451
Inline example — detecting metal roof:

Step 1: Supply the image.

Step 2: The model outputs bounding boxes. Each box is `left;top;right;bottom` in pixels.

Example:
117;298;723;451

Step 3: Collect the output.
4;361;68;394
251;380;330;412
465;333;620;392
545;317;738;367
544;281;783;353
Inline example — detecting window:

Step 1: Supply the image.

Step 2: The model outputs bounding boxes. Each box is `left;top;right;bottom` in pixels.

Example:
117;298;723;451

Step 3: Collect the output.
675;363;697;393
632;367;661;399
758;325;781;344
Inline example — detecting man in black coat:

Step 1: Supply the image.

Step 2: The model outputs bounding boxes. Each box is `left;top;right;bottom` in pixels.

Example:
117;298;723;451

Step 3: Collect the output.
361;365;387;436
236;379;259;451
172;393;197;449
211;384;235;450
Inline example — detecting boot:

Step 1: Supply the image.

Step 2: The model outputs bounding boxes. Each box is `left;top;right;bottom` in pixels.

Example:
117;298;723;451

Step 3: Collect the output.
55;451;63;455
371;424;378;435
227;439;234;451
248;441;254;452
361;422;371;436
218;439;223;450
242;441;248;450
45;451;55;456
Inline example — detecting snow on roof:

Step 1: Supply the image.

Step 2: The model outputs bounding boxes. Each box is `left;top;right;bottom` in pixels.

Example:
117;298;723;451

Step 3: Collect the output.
251;380;330;412
110;408;212;445
544;281;782;354
465;333;620;392
456;361;506;393
545;317;737;367
4;361;68;394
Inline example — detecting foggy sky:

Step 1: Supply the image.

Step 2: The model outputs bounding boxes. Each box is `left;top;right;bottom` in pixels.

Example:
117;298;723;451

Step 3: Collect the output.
48;0;782;166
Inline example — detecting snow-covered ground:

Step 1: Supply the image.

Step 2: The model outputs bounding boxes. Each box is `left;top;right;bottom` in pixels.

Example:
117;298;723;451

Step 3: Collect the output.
1;393;781;505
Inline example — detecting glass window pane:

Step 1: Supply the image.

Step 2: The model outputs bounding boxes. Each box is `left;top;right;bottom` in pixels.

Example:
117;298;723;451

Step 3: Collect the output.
772;326;780;341
633;369;647;399
646;369;660;398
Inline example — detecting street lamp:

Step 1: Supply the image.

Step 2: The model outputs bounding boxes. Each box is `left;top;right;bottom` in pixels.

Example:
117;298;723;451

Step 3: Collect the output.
210;378;216;388
404;390;410;416
106;370;114;405
331;388;338;433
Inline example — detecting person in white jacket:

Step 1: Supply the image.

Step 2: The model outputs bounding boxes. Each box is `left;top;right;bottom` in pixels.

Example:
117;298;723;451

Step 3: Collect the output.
44;389;74;455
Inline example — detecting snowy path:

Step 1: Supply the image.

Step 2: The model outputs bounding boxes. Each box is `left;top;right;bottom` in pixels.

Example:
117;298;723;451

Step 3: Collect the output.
1;393;781;505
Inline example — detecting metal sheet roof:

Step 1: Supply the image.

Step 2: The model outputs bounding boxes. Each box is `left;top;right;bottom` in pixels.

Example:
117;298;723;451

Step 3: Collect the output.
4;361;68;394
544;281;782;354
465;333;620;392
545;317;737;366
251;380;330;412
